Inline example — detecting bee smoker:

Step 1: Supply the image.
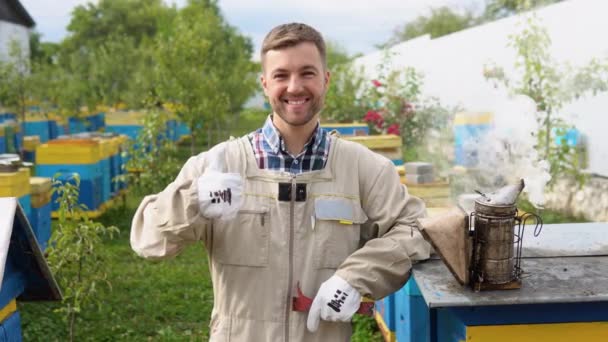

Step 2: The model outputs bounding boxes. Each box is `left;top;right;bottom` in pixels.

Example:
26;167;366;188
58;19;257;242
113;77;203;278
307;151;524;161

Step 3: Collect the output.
468;181;543;291
417;179;542;292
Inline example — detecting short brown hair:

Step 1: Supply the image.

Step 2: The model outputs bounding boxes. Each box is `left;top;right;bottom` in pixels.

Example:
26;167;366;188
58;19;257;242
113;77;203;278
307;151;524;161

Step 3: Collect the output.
261;23;327;69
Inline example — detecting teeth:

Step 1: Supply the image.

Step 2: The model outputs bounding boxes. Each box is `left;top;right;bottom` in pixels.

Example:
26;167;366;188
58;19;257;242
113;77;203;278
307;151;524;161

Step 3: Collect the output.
286;99;306;105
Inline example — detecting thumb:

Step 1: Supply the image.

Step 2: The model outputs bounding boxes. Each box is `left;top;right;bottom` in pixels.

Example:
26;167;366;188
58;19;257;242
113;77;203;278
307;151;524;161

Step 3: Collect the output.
307;293;323;333
206;142;227;172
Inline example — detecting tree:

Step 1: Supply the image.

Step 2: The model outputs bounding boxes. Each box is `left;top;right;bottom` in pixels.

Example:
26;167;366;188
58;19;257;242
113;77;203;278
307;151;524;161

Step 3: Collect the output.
0;41;34;155
47;175;118;341
323;41;368;123
484;13;608;184
155;0;257;154
382;6;474;47
482;0;563;20
64;0;175;52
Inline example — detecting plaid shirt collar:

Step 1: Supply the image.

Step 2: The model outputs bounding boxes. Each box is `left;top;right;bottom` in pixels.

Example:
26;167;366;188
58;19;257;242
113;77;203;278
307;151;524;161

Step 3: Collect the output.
261;115;325;159
248;114;330;173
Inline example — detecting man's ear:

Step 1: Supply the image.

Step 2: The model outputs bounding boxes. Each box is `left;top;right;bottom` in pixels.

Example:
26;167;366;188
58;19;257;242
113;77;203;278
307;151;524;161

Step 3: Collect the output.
324;70;331;89
260;74;269;96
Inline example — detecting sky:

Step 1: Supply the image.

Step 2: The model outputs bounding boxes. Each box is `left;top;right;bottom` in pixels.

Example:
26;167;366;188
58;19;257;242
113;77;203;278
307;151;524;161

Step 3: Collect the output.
19;0;484;58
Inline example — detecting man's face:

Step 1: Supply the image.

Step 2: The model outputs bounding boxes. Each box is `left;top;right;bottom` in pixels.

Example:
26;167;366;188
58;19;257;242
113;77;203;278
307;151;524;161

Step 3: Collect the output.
261;42;330;127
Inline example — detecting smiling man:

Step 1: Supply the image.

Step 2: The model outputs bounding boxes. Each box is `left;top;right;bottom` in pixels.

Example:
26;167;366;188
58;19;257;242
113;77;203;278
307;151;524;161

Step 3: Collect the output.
131;23;431;341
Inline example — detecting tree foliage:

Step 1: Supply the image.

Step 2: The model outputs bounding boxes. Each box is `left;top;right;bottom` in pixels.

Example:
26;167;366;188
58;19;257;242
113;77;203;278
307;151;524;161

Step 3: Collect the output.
484;13;608;184
323;41;368;123
382;6;475;47
47;175;119;342
155;0;257;153
482;0;563;20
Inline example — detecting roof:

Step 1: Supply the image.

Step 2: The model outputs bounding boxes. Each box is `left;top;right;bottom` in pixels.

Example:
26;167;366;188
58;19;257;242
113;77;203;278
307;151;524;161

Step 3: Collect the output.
0;0;35;28
0;198;61;307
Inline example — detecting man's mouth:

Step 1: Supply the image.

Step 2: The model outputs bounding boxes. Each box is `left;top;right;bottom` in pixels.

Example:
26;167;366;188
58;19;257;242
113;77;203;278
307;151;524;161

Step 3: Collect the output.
283;98;310;105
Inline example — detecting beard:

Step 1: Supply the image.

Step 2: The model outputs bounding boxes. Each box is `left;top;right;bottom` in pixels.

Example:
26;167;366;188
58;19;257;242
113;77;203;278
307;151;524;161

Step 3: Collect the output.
270;93;325;127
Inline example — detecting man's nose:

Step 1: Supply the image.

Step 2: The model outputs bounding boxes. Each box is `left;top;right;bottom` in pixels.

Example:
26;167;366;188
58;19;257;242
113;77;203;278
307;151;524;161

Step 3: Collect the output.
287;76;304;93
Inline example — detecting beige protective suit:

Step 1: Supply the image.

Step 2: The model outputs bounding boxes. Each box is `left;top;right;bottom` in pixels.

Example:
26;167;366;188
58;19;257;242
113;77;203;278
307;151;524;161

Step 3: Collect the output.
131;135;430;341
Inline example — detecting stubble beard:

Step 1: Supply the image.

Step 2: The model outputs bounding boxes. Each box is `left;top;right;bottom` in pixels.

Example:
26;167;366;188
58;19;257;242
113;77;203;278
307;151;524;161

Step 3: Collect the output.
272;94;325;127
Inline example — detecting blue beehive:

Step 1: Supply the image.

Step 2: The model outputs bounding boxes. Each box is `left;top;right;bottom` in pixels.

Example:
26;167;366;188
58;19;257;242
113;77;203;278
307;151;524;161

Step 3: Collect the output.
453;112;493;167
0;126;5;154
0;198;62;340
321;123;369;136
176;121;191;141
394;279;428;342
23;121;51;143
29;177;53;251
375;292;397;341
36;139;104;213
68;117;88;134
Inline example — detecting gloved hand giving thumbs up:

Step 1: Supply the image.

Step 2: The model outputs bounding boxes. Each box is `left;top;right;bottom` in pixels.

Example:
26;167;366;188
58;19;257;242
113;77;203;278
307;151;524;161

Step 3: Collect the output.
196;143;243;220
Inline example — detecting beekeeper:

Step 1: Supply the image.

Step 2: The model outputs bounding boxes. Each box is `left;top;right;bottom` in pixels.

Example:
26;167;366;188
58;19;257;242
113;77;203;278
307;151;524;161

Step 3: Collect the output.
131;22;430;341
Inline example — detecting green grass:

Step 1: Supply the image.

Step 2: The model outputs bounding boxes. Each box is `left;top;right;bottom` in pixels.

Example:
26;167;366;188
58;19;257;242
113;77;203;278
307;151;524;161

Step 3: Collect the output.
20;195;214;341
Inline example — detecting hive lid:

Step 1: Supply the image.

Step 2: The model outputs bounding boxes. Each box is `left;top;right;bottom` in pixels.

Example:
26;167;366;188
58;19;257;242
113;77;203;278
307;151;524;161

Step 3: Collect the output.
30;177;52;194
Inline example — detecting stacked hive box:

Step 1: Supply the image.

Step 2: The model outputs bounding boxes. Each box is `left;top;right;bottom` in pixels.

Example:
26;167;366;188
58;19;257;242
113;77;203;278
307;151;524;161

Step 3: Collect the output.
105;111;145;140
406;180;451;208
23;113;52;143
36;139;104;217
375;294;397;342
0;167;31;219
23;136;40;163
453;112;493;168
344;135;404;165
0;124;5;153
321;123;369;136
404;162;434;185
48;114;68;138
29;177;53;251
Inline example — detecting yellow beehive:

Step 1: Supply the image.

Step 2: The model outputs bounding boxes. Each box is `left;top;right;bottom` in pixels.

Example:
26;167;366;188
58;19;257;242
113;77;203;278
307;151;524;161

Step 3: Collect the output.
406;181;452;208
24;136;41;152
30;176;52;208
0;168;31;197
344;135;403;161
94;138;116;160
36;139;102;165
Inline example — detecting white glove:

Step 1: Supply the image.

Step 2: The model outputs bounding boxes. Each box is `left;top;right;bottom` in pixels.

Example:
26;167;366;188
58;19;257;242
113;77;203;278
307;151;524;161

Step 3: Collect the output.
197;143;243;220
306;275;361;332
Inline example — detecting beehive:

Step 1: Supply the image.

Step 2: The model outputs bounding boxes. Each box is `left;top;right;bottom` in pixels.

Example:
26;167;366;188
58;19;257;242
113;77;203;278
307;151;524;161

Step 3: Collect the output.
344;135;403;165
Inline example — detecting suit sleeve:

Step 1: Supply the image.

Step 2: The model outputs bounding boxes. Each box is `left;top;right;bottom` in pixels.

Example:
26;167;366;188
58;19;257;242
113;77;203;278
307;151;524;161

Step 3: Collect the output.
130;153;212;260
335;158;431;299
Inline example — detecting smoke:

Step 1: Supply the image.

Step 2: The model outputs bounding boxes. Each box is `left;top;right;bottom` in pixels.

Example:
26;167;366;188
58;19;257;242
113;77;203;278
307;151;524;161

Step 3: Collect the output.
474;95;552;208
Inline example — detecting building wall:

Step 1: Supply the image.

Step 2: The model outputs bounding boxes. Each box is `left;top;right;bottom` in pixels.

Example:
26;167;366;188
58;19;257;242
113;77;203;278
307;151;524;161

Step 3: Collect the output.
0;20;30;62
354;0;608;177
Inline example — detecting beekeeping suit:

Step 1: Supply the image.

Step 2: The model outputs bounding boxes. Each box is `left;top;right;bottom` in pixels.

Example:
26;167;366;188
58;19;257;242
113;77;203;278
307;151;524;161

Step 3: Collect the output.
131;135;430;341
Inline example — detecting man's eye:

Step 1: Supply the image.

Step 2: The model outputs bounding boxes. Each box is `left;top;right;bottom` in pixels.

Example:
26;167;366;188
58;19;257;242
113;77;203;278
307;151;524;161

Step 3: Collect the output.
274;74;286;79
303;72;315;77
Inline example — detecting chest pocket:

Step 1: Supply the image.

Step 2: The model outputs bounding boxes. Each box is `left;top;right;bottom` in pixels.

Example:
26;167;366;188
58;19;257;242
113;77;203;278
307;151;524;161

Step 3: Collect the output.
313;196;368;269
212;197;270;267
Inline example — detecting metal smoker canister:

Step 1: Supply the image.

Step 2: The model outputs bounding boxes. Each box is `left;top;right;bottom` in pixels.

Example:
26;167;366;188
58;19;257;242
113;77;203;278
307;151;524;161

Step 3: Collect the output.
472;199;518;284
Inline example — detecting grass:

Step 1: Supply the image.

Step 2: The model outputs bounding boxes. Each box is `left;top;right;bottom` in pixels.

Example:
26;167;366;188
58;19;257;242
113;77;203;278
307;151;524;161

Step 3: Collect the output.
20;195;214;341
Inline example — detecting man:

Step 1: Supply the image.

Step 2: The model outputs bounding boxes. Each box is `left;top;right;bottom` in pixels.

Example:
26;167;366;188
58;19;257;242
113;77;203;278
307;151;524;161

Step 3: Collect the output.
131;23;430;341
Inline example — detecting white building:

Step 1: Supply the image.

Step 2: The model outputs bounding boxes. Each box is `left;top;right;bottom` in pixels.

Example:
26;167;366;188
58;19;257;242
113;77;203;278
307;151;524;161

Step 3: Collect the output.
354;0;608;178
0;0;35;62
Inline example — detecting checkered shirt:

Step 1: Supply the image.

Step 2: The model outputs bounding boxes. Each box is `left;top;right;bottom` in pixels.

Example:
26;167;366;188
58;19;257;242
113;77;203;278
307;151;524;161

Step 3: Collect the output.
247;115;331;174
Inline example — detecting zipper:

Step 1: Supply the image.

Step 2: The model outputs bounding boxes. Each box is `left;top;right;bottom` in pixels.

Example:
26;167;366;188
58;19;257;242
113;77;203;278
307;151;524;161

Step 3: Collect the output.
284;175;296;341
